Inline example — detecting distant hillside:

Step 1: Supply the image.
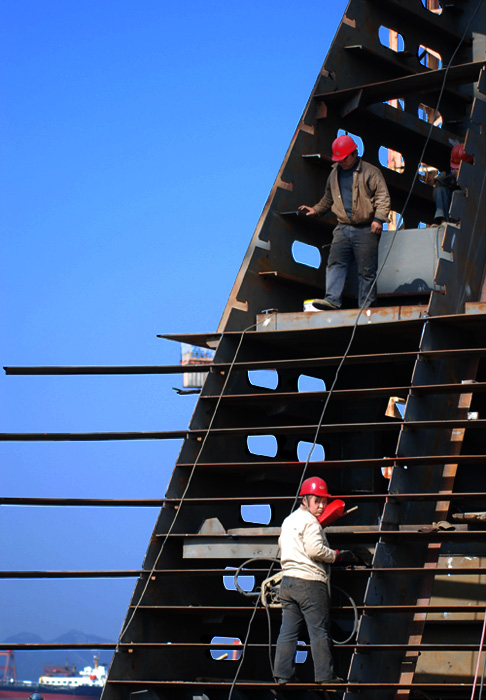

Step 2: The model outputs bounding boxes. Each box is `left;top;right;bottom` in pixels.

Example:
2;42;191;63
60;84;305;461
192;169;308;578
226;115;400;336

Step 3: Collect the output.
2;630;113;682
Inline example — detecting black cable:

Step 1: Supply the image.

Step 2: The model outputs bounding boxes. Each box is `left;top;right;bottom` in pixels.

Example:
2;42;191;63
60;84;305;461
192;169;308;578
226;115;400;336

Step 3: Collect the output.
232;557;359;654
232;557;280;679
265;599;275;677
330;585;359;645
232;557;280;599
478;644;486;700
227;595;261;700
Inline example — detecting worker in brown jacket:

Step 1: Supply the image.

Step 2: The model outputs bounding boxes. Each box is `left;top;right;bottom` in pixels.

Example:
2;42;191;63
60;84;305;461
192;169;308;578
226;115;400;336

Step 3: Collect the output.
299;135;390;310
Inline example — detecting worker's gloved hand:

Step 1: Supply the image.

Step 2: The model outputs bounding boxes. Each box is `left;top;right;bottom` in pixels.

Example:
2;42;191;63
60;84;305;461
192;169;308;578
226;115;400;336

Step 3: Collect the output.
353;545;373;567
335;549;360;565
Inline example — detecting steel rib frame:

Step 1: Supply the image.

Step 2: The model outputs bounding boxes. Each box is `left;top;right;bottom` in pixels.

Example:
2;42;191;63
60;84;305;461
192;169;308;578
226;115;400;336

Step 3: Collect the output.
4;641;477;652
0;643;472;654
164;310;486;343
104;679;480;692
2;418;485;440
2;600;483;612
314;61;482;109
2;490;484;506
367;0;473;42
0;643;117;651
162;530;486;540
5;346;486;375
128;604;486;615
1;566;484;578
173;455;485;468
199;381;486;402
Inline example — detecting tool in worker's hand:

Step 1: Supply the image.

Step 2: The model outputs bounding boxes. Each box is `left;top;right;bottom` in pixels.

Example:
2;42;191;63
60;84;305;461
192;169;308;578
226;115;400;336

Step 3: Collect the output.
318;499;346;526
318;501;359;526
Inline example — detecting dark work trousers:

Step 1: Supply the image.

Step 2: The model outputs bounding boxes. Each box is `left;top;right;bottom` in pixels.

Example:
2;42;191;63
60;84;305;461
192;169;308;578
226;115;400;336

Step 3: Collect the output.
273;576;334;682
325;224;380;308
433;184;454;222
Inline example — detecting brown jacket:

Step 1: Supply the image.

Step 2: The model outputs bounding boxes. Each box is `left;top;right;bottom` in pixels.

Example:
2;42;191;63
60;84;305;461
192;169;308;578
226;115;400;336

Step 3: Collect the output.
313;159;390;225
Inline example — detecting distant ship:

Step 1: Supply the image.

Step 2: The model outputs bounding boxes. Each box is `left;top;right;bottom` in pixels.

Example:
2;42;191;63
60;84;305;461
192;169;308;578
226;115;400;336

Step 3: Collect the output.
0;656;107;700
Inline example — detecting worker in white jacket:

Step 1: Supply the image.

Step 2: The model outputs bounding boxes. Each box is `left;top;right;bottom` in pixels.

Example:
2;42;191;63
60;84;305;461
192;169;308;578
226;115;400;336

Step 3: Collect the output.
273;476;357;685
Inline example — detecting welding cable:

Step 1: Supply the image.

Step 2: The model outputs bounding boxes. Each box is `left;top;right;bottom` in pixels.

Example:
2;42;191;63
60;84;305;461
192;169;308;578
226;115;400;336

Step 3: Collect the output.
330;584;359;645
232;555;359;685
264;591;279;677
233;557;359;643
230;541;283;685
470;601;486;700
231;557;280;679
415;692;435;700
116;317;270;645
478;644;486;700
227;593;262;699
225;555;275;698
232;557;279;599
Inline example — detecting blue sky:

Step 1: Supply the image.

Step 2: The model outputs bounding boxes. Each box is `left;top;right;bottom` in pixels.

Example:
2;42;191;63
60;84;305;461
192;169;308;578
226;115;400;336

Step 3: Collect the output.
0;0;348;649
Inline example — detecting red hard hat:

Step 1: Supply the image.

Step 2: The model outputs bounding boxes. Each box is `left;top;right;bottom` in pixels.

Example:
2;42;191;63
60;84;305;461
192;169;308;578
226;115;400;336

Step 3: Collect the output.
332;134;358;161
450;143;473;167
299;476;329;498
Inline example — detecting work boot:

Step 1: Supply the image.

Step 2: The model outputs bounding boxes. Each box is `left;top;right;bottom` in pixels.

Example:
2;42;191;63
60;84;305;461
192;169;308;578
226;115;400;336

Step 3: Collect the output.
312;298;340;310
318;676;344;684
